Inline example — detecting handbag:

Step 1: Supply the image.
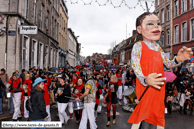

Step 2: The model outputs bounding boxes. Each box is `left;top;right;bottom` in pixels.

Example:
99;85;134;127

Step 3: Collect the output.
26;97;34;112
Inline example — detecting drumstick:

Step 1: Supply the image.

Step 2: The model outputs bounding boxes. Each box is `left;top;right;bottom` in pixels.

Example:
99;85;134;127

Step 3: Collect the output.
64;96;75;100
133;86;149;109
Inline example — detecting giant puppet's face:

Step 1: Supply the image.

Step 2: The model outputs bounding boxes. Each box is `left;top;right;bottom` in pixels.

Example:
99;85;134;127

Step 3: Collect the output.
137;14;162;42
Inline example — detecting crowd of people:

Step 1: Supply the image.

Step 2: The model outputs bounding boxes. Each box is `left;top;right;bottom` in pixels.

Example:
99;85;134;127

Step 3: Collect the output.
0;64;193;129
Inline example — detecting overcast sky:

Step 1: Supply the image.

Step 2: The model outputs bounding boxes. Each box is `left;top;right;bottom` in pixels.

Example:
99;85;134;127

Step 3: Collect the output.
65;0;155;57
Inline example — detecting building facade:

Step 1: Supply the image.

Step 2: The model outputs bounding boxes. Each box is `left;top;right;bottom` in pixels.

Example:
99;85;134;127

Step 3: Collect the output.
155;0;171;59
0;0;60;76
172;0;194;71
67;28;77;67
58;0;68;68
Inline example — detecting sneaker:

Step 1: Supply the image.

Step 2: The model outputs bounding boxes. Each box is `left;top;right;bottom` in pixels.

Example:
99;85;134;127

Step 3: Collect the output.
119;102;122;106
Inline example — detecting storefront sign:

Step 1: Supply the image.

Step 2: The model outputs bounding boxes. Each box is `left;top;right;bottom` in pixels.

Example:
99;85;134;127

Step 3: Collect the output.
20;26;37;34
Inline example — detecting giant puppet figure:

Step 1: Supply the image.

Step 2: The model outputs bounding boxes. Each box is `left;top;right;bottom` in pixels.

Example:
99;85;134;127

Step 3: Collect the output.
128;12;193;129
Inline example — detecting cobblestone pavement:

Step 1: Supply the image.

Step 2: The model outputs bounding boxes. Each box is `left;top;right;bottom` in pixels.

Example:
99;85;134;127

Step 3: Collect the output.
1;104;194;129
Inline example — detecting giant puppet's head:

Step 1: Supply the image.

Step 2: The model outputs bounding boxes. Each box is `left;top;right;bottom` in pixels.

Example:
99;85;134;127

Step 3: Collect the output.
136;12;162;43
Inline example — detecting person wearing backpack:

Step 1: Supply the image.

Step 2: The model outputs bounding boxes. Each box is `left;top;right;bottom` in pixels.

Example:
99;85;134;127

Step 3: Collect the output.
29;77;49;129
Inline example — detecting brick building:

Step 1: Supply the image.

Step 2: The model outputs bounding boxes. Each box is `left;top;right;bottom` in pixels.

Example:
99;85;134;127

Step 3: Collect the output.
172;0;194;71
0;0;60;76
155;0;171;59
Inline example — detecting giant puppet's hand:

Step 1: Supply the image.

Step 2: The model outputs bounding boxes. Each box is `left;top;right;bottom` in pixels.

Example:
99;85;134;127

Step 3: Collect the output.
145;73;166;89
176;46;193;62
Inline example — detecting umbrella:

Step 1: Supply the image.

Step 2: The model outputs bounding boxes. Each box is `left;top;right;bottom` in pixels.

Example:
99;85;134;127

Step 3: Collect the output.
48;67;61;74
95;65;104;69
110;66;118;69
85;63;89;66
164;71;177;82
76;65;81;68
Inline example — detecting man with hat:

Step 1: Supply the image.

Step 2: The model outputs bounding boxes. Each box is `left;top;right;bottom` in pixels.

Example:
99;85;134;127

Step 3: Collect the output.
8;72;22;121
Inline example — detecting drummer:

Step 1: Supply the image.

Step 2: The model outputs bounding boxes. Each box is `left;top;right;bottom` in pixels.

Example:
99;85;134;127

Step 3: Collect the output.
72;78;85;123
55;76;71;125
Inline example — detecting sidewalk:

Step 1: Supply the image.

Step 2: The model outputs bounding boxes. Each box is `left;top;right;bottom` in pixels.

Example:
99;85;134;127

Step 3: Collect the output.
0;100;12;121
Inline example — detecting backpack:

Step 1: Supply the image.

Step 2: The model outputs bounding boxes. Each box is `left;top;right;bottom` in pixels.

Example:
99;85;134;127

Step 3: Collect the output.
26;96;34;112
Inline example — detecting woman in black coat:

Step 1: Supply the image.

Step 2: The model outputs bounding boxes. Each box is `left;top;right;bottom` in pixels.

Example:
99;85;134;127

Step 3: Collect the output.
29;77;49;128
103;75;118;126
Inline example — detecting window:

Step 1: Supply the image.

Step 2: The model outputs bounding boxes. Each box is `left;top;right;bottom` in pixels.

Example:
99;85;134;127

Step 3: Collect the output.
46;10;49;30
182;0;187;13
161;32;164;46
51;16;53;36
157;0;160;5
174;0;178;17
174;25;179;43
166;5;170;21
41;4;44;30
25;0;29;19
182;22;187;41
31;40;37;67
192;19;194;39
50;47;53;67
156;12;159;18
191;0;194;9
22;36;29;70
161;9;164;23
162;0;164;2
34;0;37;23
45;46;49;67
167;29;170;45
38;43;44;69
53;49;56;67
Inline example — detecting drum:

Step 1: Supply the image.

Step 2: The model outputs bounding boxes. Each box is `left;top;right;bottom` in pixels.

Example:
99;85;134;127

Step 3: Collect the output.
73;100;84;110
123;86;136;104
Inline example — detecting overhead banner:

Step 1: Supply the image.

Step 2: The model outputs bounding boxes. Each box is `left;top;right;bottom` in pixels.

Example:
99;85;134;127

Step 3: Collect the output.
20;26;37;34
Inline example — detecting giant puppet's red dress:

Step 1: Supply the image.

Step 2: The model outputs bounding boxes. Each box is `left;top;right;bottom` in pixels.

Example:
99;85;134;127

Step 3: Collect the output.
128;41;165;127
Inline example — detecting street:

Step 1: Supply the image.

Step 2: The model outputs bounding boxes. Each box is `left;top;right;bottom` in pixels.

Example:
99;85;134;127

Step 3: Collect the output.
1;104;194;129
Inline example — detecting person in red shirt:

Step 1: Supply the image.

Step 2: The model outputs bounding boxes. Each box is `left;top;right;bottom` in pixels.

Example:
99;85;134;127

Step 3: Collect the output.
8;73;22;121
21;74;31;121
42;77;51;121
72;73;78;87
44;72;50;87
116;68;123;105
72;78;85;123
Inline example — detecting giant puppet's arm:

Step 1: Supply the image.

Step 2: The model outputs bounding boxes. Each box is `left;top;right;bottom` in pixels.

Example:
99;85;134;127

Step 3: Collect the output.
159;45;182;68
131;42;148;86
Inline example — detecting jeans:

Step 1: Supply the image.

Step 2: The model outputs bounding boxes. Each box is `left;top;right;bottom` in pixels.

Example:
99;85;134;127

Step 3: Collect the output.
2;87;6;98
31;119;45;129
0;98;3;114
10;94;14;114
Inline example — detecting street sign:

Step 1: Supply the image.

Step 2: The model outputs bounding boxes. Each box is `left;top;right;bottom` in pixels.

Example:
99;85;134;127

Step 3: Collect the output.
20;26;37;34
8;30;16;36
